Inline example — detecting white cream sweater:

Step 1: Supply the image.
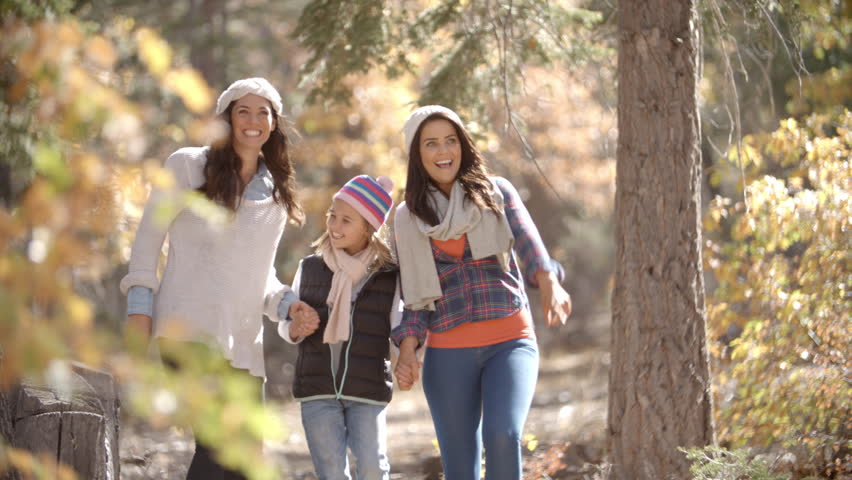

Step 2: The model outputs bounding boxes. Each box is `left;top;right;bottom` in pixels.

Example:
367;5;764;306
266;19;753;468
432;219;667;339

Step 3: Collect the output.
120;147;292;377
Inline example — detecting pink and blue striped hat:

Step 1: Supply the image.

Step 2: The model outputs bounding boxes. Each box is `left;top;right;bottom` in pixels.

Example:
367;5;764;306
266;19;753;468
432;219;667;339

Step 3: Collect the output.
334;175;394;230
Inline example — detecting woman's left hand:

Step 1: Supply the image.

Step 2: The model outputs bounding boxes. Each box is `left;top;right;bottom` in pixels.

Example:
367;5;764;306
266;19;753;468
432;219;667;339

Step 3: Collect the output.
536;271;572;327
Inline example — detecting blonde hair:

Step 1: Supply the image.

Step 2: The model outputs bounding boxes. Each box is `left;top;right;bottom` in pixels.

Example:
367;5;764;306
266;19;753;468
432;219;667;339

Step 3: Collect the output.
311;215;395;271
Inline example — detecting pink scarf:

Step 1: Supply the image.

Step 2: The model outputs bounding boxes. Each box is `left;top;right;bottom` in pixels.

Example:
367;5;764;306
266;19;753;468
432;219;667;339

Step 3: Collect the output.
320;243;374;344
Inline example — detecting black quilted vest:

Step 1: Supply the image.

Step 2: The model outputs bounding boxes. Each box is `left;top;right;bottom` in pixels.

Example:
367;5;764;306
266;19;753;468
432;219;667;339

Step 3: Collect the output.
292;254;397;403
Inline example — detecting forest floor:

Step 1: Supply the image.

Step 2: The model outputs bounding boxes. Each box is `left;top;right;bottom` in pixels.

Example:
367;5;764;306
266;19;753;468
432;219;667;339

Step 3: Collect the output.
119;313;610;479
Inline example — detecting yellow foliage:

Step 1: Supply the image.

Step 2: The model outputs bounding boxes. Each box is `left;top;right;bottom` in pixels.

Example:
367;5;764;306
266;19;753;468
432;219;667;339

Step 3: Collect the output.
1;16;280;480
64;294;93;329
163;68;214;114
84;35;117;69
2;447;79;480
705;109;851;472
135;26;172;76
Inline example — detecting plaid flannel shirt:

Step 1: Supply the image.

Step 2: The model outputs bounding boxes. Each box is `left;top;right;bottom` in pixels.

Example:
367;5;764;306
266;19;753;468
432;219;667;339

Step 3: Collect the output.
391;176;564;346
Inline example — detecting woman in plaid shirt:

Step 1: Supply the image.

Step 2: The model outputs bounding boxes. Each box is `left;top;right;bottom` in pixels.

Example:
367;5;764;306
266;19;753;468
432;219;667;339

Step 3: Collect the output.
392;105;572;480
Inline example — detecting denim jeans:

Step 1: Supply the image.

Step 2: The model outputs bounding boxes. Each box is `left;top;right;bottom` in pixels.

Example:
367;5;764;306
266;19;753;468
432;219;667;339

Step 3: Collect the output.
300;398;390;480
422;337;539;480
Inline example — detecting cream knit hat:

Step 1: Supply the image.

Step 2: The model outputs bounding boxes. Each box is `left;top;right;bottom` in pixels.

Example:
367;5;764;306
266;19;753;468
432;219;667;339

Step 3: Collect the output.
215;77;283;116
403;105;464;154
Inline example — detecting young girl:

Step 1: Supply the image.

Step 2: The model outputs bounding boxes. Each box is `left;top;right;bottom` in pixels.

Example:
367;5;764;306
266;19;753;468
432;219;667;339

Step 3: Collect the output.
279;175;400;480
392;105;573;480
120;77;311;479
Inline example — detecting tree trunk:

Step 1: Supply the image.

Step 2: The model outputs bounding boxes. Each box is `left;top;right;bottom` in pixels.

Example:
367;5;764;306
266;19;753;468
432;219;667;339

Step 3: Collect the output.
608;1;715;479
0;362;120;480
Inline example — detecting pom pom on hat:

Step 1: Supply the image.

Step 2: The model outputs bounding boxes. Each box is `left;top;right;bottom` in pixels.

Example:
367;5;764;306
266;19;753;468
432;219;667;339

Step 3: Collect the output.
403;105;464;155
215;77;283;116
334;175;395;230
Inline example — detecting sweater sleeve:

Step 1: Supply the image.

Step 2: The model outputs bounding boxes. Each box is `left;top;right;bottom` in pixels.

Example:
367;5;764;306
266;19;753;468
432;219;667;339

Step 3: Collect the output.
277;261;304;344
495;176;565;288
126;285;154;316
119;149;197;295
263;262;295;323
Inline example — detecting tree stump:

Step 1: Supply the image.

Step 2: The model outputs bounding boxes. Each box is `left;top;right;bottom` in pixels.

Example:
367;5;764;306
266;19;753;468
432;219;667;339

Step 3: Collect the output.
2;362;120;480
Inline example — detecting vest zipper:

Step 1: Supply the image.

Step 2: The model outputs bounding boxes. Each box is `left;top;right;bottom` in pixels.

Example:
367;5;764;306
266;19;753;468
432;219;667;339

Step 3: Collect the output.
333;271;376;399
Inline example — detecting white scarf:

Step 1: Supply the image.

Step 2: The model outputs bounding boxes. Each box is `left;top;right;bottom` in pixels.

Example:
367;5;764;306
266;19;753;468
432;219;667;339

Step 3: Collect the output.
394;179;514;311
319;243;374;344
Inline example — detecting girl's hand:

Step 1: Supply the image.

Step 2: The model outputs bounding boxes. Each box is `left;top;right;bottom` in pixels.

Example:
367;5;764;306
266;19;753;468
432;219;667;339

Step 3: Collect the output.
394;337;422;390
289;301;320;339
536;271;572;327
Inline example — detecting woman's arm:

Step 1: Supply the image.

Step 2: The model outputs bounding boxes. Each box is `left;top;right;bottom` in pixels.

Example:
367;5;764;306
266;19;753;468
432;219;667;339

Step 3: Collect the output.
536;270;572;326
496;177;572;325
274;262;319;343
495;177;564;287
120;151;197;341
120;151;197;295
125;286;154;339
395;336;422;390
263;263;296;323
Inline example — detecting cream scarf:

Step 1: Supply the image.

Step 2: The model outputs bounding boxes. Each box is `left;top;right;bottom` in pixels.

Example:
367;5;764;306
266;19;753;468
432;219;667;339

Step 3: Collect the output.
319;243;374;344
394;179;514;311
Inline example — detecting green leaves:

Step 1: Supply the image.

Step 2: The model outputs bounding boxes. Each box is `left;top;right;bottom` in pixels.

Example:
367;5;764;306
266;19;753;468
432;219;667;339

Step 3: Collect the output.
33;142;71;191
292;0;606;116
681;446;791;480
293;0;398;105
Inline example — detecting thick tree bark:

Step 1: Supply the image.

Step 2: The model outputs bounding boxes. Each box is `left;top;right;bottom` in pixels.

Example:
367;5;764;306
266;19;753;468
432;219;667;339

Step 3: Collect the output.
608;1;715;479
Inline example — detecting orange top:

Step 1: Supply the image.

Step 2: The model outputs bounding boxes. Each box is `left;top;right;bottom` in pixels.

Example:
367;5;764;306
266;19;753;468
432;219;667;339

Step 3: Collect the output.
426;235;535;349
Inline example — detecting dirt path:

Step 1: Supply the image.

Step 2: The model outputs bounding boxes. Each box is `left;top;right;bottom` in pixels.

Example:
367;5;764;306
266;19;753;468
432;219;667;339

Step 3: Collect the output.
120;315;609;479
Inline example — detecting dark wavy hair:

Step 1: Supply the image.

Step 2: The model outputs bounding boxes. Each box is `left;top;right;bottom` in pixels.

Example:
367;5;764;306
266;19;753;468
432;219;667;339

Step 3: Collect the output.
199;101;304;225
405;112;501;226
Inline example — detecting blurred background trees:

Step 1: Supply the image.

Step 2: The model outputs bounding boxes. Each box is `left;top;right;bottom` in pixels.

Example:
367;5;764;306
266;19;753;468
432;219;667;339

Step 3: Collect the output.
1;0;849;478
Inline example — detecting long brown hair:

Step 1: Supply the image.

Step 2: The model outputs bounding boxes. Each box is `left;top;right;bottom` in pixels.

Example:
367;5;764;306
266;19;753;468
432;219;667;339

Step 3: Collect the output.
199;101;304;225
404;112;500;226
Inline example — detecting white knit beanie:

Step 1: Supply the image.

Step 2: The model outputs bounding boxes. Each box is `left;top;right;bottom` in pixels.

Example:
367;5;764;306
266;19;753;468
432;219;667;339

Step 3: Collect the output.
215;77;283;116
403;105;464;155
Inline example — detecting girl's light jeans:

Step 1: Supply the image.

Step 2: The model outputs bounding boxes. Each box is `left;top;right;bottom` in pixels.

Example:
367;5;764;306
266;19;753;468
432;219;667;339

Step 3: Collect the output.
300;398;390;480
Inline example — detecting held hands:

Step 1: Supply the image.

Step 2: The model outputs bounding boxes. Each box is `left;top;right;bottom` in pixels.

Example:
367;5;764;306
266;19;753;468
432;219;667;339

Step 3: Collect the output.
394;337;422;391
536;271;572;327
288;300;320;340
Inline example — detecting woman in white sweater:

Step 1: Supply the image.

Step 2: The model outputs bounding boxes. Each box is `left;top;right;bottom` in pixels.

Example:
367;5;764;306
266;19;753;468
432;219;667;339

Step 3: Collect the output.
120;77;310;479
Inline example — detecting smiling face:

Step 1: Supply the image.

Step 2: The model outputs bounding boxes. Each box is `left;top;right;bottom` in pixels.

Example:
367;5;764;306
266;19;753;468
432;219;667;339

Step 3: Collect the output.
326;198;371;255
229;93;275;153
418;118;462;196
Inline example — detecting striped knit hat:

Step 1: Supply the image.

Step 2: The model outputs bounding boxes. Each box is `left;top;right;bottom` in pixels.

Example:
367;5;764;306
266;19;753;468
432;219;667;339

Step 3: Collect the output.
334;175;394;230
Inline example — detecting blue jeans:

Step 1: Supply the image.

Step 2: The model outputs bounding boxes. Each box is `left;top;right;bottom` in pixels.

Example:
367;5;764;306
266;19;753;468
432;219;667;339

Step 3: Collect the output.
300;399;390;480
422;338;539;480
